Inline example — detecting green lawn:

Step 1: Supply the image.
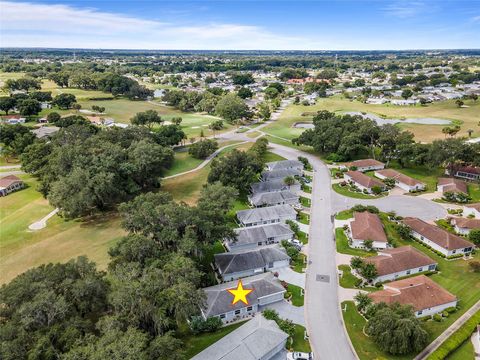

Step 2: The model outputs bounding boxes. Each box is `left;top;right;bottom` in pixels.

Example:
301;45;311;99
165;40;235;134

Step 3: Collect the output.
289;324;312;353
163;149;204;177
297;212;310;225
300;196;311;207
335;209;354;220
179;321;248;358
332;183;378;199
297;231;308;244
292;253;307;273
335;228;377;257
338;265;362;289
468;183;480;202
301;184;312;193
341;301;411;360
445;338;475;360
0;174;125;285
263;150;286;163
287;284;304;307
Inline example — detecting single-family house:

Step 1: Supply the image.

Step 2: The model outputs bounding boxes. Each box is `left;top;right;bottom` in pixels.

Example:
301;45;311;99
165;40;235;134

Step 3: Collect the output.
348;211;389;249
225;224;294;252
374;169;426;192
464;203;480;219
344;171;386;194
344;159;385;172
248;190;299;208
214;245;290;281
266;160;304;172
191;315;288;360
449;166;480;182
364;246;437;283
251;179;301;195
403;217;474;257
451;217;480;236
32;126;60;139
0;175;24;196
237;205;297;228
200;273;286;323
261;168;303;182
368;275;457;317
437;178;468;195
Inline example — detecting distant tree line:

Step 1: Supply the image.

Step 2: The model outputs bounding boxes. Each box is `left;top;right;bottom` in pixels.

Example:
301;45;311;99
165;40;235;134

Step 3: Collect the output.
293;111;480;173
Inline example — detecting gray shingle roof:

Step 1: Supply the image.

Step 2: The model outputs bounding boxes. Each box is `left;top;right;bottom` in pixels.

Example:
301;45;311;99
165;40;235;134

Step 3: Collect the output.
261;168;302;181
229;224;294;247
237;205;297;224
249;190;299;207
215;245;290;275
202;273;286;318
267;160;303;171
191;316;288;360
251;179;300;194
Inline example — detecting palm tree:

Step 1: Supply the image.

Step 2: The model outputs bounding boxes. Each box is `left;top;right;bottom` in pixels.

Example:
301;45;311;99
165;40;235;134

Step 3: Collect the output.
354;292;372;313
283;176;295;186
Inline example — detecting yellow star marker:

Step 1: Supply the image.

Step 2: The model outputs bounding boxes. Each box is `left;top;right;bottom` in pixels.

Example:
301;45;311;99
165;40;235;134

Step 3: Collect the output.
227;280;253;305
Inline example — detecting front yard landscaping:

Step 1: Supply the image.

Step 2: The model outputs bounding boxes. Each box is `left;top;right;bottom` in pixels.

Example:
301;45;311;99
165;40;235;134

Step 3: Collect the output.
292;253;307;273
335;228;377;257
286;283;304;307
290;324;312;353
297;212;310;225
300;196;311;207
341;301;411;360
338;264;362;288
332;183;378;199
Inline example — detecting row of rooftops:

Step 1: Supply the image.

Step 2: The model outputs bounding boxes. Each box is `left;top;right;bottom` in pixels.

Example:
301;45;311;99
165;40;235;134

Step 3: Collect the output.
348;211;475;251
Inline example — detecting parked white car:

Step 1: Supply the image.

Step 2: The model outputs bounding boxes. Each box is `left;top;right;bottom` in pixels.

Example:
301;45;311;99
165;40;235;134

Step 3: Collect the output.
287;351;314;360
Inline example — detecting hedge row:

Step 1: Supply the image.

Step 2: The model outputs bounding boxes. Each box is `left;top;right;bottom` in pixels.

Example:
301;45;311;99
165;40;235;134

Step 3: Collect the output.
427;309;480;360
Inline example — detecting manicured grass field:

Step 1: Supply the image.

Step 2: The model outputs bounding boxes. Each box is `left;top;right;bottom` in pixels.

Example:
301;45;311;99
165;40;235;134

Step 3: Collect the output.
264;95;480;142
287;283;304;307
445;337;475;360
332;183;378;199
179;320;248;358
163;149;204;177
246;130;262;138
338;265;361;288
335;228;377;257
0;174;125;284
300;196;311;207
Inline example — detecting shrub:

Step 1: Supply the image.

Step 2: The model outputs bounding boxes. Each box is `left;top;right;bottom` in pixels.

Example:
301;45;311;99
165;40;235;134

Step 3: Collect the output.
189;316;223;334
468;261;480;273
442;311;449;318
188;139;218;159
284;291;292;299
433;314;442;322
428;310;480;360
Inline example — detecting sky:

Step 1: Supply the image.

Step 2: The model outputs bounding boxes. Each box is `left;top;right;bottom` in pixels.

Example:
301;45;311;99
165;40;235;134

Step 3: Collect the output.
0;0;479;50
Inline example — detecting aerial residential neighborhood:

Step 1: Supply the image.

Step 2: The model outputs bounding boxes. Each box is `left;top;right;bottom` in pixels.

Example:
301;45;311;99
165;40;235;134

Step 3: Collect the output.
1;1;479;360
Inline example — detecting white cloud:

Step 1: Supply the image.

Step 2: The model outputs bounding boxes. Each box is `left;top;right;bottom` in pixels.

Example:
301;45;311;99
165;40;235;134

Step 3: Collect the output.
0;1;321;50
383;1;430;18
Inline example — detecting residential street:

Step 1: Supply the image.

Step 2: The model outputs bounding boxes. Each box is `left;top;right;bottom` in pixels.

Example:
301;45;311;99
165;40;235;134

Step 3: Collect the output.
268;143;358;360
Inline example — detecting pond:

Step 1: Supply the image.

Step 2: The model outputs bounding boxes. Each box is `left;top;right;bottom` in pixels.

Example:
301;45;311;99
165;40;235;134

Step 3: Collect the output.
343;112;452;125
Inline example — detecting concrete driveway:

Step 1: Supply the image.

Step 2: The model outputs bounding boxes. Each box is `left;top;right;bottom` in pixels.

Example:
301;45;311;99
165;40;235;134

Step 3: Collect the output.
264;301;305;326
332;192;447;221
276;267;306;288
